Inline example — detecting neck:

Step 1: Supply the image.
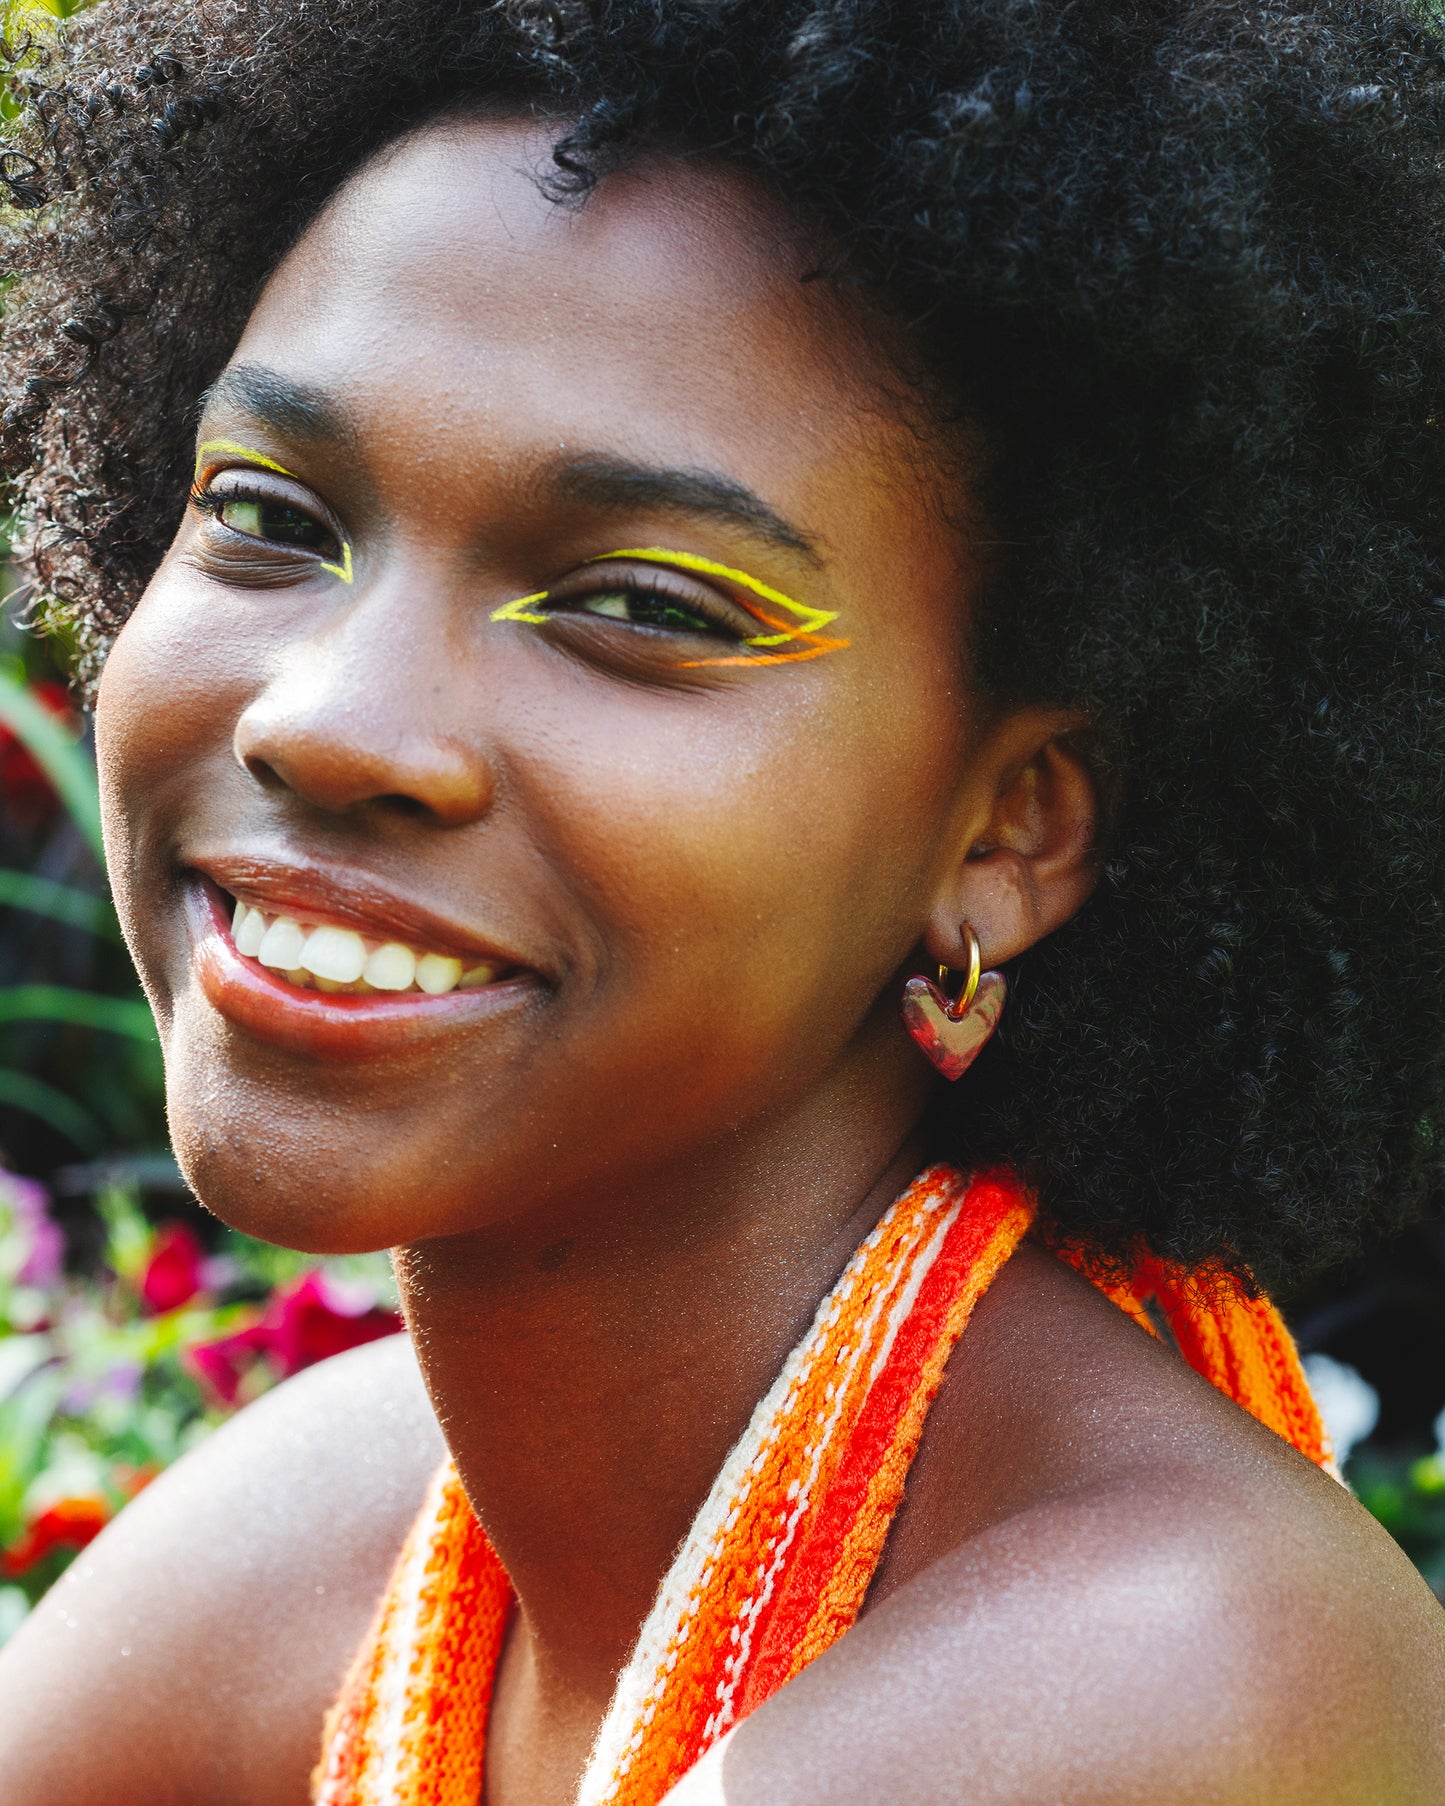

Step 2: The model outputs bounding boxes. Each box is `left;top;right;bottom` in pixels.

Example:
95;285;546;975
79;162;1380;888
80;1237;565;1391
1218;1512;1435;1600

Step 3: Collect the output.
394;1088;929;1705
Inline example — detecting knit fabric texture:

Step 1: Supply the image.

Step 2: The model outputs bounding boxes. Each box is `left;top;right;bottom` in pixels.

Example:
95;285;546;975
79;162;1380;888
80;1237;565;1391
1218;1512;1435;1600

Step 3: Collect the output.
312;1165;1328;1805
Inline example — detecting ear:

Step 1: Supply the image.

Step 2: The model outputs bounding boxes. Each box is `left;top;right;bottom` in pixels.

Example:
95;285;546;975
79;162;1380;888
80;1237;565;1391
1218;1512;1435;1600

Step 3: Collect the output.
921;711;1101;971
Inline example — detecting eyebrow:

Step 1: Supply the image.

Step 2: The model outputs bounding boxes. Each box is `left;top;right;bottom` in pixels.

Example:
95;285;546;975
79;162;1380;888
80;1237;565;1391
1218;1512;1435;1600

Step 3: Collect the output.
537;453;822;565
196;367;821;564
198;363;355;451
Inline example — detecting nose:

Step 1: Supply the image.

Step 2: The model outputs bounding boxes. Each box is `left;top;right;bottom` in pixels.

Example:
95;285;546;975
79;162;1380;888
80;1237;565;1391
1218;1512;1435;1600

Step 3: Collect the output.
233;632;495;827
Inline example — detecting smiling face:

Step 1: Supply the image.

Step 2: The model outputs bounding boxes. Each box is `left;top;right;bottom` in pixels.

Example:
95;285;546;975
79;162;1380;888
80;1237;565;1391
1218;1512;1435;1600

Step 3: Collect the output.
95;114;1005;1253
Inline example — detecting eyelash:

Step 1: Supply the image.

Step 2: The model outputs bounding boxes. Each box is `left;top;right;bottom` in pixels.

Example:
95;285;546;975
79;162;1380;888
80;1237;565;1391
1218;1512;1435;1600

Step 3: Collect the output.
193;483;738;633
547;572;740;639
190;480;336;550
189;478;755;648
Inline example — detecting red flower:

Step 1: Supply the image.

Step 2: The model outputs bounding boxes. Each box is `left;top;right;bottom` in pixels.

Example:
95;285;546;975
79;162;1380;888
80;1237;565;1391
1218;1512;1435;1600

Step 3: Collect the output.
0;681;80;828
185;1270;401;1408
1;1496;110;1577
263;1271;400;1374
139;1222;206;1314
183;1320;272;1407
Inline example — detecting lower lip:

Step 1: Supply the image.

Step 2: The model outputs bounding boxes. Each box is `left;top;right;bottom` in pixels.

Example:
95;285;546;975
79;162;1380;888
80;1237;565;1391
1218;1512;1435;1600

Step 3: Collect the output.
187;882;537;1061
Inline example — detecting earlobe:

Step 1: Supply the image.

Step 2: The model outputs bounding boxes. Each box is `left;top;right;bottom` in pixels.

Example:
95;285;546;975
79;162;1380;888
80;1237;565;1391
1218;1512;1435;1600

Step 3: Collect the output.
924;722;1101;971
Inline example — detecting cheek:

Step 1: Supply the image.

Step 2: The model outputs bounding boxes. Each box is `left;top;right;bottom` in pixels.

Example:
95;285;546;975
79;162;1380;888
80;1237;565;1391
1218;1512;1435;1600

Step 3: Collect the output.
99;568;241;797
526;670;963;1049
95;566;263;972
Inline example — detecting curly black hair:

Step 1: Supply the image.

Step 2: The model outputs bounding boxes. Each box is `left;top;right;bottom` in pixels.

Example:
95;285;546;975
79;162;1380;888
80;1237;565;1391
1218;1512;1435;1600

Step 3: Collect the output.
1;0;1442;1287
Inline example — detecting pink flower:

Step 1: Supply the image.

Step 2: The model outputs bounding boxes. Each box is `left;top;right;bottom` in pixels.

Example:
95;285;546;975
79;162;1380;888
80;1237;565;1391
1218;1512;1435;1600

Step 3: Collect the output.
185;1269;401;1408
183;1322;269;1408
263;1270;400;1375
139;1222;206;1314
1;1171;62;1289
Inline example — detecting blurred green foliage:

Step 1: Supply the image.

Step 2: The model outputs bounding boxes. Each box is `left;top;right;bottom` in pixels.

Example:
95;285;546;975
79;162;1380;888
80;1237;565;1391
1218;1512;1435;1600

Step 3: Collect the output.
0;1169;399;1647
1349;1449;1445;1601
0;0;89;120
0;633;166;1159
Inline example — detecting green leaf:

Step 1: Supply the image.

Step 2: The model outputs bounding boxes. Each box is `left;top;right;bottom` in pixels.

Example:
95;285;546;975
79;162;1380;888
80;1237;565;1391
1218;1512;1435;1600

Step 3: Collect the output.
0;668;103;864
94;1183;152;1283
0;1366;65;1537
0;1586;29;1649
0;1067;102;1149
0;869;119;939
0;985;156;1040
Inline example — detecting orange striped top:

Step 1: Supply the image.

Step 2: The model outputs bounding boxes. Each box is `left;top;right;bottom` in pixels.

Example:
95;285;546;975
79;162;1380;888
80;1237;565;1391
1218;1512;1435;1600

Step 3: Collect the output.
313;1166;1329;1806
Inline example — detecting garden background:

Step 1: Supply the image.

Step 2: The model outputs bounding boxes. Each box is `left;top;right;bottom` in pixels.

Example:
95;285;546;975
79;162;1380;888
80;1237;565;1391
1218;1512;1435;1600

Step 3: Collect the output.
0;0;1441;1653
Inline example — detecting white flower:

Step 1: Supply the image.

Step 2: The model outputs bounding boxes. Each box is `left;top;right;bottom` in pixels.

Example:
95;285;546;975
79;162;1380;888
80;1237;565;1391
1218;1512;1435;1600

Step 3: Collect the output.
1303;1353;1380;1466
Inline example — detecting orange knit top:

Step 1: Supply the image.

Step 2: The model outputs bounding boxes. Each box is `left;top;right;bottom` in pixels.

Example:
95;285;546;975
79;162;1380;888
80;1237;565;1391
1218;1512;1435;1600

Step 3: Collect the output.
313;1165;1330;1806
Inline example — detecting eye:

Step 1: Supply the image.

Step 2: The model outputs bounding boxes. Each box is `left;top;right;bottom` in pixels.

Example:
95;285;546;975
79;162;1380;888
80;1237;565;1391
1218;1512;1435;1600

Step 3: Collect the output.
574;583;724;636
209;491;337;555
189;472;345;569
527;565;754;643
492;551;848;669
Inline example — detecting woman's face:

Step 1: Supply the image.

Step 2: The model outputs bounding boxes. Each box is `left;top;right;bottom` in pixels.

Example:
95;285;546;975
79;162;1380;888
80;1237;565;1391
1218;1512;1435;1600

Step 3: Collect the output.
96;115;998;1252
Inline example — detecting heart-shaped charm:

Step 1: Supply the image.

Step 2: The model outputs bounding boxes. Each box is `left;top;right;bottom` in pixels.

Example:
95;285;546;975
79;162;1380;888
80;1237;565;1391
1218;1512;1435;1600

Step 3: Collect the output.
900;970;1007;1080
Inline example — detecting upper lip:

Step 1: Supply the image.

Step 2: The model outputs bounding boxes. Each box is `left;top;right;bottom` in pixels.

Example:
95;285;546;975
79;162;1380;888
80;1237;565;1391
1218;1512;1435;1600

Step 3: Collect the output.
190;854;528;968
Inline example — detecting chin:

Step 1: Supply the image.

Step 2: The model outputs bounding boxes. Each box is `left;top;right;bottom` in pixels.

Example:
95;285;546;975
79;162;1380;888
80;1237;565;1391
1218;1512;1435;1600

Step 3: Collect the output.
161;1051;499;1254
171;1118;425;1255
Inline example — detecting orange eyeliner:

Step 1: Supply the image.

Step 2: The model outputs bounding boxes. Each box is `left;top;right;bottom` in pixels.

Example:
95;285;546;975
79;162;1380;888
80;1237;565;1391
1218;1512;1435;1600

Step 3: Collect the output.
488;548;849;666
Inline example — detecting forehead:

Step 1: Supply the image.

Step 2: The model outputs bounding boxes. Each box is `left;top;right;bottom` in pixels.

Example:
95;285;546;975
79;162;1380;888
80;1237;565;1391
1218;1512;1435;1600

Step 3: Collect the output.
234;115;898;470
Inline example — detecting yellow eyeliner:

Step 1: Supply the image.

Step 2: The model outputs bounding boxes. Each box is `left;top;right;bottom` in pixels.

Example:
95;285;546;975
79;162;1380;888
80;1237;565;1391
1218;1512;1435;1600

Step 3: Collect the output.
320;542;354;585
488;548;849;667
490;591;552;626
194;439;297;480
192;440;354;584
593;549;840;645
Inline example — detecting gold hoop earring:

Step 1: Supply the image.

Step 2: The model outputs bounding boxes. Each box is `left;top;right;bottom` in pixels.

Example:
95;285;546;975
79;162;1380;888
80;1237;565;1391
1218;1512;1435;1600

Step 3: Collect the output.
936;925;983;1022
902;923;1006;1081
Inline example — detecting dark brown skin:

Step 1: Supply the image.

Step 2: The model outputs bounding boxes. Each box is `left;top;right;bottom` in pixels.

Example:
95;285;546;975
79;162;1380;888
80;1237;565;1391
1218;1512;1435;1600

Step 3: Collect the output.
0;114;1440;1805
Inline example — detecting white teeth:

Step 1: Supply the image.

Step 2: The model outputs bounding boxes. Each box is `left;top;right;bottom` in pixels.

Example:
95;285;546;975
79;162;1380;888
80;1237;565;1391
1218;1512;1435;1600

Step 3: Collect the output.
364;942;417;991
300;923;367;984
257;916;307;971
415;952;463;995
234;904;267;959
227;898;499;997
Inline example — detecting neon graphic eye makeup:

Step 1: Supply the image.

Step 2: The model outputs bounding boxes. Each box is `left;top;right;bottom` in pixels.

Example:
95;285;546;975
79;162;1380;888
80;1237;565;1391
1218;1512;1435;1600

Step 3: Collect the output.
490;591;552;627
191;440;353;583
194;439;297;480
489;547;848;667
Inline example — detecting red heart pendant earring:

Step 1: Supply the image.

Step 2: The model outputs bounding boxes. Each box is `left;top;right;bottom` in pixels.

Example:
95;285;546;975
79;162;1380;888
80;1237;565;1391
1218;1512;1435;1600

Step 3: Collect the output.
900;924;1007;1080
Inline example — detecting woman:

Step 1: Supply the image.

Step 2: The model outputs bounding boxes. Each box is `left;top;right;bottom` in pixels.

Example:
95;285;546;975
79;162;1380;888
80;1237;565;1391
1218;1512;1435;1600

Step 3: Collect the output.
0;0;1441;1800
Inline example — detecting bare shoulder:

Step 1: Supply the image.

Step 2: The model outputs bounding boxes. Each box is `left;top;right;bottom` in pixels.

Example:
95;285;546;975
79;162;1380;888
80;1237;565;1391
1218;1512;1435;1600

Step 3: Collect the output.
687;1248;1445;1806
683;1480;1445;1806
0;1332;443;1806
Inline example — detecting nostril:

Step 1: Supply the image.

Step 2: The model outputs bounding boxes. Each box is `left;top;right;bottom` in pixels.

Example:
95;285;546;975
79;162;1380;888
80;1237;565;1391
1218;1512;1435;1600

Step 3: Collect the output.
245;756;288;792
234;703;493;823
241;746;474;823
379;793;430;821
